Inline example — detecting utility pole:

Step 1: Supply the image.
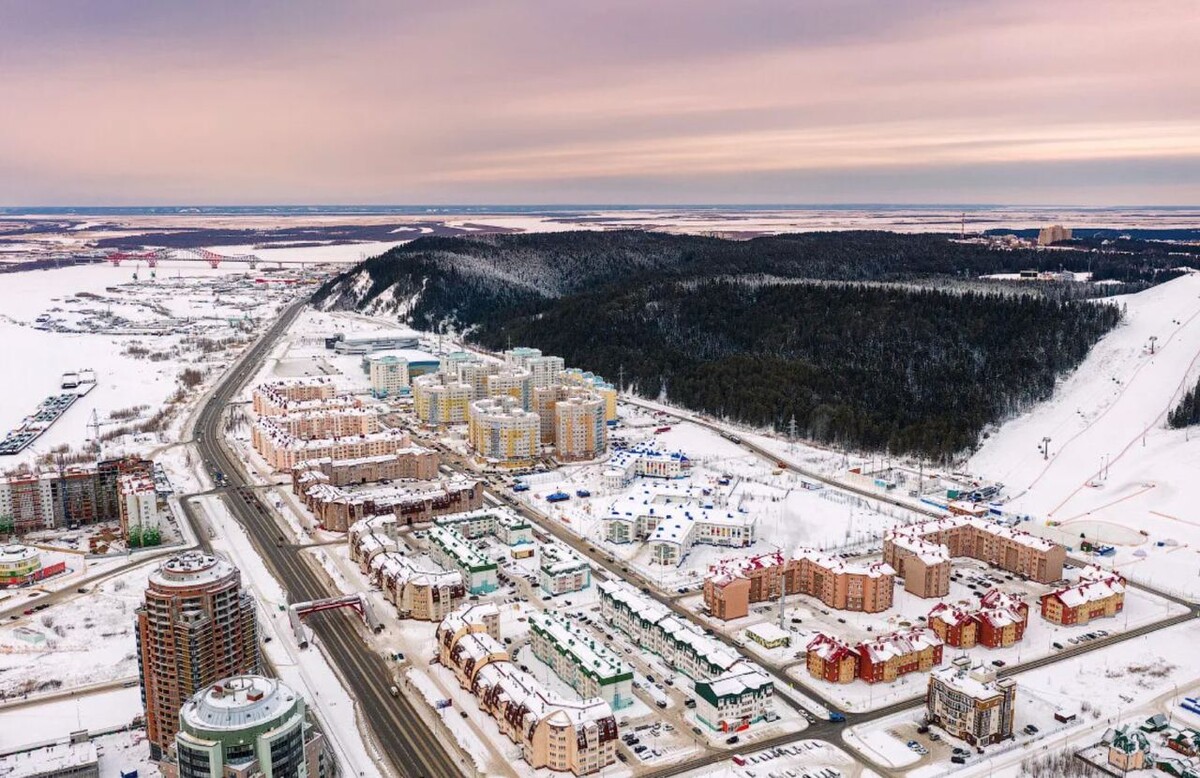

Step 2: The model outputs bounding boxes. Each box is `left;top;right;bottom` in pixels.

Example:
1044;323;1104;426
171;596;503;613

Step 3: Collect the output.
778;566;788;632
618;364;625;396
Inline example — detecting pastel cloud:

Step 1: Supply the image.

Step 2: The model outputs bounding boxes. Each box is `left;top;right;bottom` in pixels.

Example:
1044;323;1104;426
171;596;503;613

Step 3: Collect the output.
0;0;1195;205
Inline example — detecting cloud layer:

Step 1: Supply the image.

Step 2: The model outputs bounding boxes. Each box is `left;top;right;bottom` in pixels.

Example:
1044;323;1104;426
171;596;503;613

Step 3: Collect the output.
2;0;1196;205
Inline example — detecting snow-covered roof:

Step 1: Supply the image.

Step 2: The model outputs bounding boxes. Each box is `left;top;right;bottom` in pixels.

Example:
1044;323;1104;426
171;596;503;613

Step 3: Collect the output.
708;547;894;587
857;627;943;664
745;622;791;643
930;661;1015;701
180;675;300;733
1045;573;1126;608
806;633;858;662
539;542;589;575
529;612;631;680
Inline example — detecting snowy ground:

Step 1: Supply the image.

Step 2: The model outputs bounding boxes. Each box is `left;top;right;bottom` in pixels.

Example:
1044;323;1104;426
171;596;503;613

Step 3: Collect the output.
672;740;878;778
845;617;1200;777
970;272;1200;600
0;563;149;697
0;686;143;750
0;262;308;470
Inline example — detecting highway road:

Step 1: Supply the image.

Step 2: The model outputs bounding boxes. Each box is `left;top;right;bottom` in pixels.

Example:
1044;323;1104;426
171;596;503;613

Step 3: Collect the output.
189;297;463;778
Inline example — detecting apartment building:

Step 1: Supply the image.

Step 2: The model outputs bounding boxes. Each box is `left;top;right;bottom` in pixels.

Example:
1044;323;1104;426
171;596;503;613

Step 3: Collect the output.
694;662;775;734
485;367;533;410
136;553;258;759
300;477;483;532
529;612;634;709
704;548;895;619
805;633;860;684
437;604;619;775
290;448;439;490
348;515;466;620
856;628;944;684
254;421;413;471
554;391;606;462
251;378;338;415
539;542;591;595
169;676;329;778
884;516;1065;597
468;396;541;468
504;348;565;389
928;589;1028;649
117;473;162;536
0;456;155;534
367;354;410;398
926;658;1016;745
412;372;473;425
1040;567;1126;626
251;407;380;442
560;368;617;421
602;488;756;567
602;443;691;490
428;524;498;594
433;507;534;548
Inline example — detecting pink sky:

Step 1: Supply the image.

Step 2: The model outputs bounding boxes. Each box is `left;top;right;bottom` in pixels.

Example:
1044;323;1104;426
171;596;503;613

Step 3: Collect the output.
1;0;1197;205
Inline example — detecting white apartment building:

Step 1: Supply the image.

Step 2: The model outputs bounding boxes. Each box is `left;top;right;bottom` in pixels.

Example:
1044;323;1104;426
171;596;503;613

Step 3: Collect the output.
529;612;634;710
367;354;410;397
539;542;591;595
602;488;756;566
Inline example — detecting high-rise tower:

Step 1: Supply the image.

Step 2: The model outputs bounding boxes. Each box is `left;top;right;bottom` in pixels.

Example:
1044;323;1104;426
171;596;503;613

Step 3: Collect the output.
135;552;258;759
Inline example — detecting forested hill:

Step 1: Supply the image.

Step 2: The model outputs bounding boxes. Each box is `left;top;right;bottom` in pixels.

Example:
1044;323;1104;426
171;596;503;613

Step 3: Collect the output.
314;230;1131;459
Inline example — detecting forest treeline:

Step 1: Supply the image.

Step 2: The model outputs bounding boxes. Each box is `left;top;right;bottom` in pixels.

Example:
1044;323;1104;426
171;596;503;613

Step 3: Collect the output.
314;230;1145;459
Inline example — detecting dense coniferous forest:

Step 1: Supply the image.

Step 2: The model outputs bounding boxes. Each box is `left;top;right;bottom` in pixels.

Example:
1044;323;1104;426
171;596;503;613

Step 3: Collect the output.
314;230;1148;458
1168;378;1200;429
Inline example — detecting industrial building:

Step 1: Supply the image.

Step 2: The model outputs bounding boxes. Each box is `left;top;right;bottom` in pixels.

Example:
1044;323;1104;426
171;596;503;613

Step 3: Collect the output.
169;675;330;778
136;553;258;759
327;328;420;354
926;658;1016;745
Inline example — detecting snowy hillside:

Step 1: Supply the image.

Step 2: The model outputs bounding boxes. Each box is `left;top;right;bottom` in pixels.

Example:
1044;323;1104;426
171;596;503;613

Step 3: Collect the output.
970;271;1200;597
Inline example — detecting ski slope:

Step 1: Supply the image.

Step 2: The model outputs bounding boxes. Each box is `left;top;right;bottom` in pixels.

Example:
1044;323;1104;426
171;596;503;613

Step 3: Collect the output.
970;272;1200;597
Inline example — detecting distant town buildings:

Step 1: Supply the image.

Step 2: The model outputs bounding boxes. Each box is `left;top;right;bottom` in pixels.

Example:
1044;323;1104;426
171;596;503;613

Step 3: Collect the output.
167;675;330;778
928;589;1029;649
704;548;895;619
554;390;607;462
436;603;619;775
926;658;1016;745
884;516;1064;598
412;372;473;425
136;552;258;760
1040;566;1126;625
1037;225;1073;246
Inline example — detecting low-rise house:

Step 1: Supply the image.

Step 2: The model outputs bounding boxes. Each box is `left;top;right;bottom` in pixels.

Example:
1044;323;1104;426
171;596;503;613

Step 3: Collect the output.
1108;725;1151;771
1040;567;1126;626
856;628;943;684
805;634;859;684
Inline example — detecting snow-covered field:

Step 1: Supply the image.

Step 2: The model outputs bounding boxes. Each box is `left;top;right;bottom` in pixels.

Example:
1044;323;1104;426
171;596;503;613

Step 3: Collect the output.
0;263;305;469
0;563;149;697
